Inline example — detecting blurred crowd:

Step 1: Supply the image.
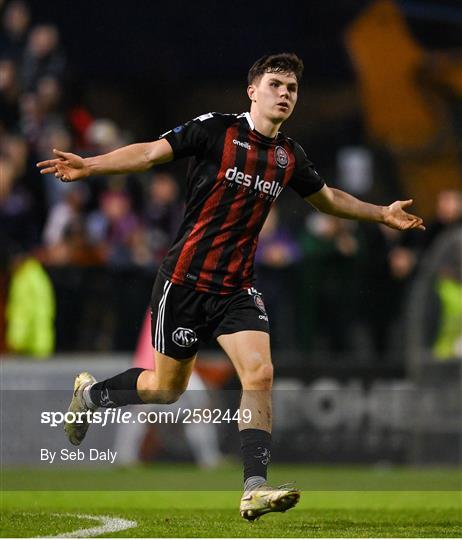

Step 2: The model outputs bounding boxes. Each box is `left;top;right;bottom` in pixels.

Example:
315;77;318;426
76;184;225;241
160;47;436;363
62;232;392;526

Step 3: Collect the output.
1;0;461;363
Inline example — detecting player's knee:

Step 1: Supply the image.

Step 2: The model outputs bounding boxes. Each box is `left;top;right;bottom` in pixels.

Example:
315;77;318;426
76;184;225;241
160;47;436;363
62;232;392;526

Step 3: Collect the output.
241;360;273;390
258;363;274;389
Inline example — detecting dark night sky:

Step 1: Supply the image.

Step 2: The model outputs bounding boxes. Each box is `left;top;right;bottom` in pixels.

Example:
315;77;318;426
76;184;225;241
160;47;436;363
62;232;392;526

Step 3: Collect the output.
27;0;462;86
27;0;371;83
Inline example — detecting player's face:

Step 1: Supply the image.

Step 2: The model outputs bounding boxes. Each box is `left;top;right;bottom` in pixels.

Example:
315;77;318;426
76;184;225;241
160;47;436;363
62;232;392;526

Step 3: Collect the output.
248;71;298;123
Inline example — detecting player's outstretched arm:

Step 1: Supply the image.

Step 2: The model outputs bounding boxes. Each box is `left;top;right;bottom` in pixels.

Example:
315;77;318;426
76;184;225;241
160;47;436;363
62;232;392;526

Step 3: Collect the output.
36;139;174;182
306;185;425;231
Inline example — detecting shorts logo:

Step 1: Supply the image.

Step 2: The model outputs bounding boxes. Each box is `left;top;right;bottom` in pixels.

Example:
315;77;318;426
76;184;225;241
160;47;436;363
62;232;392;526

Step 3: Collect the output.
275;146;289;168
172;327;198;348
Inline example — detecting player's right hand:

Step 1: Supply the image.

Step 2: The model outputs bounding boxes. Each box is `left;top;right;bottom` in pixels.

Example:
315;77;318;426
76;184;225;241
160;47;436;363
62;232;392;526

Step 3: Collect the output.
36;149;88;182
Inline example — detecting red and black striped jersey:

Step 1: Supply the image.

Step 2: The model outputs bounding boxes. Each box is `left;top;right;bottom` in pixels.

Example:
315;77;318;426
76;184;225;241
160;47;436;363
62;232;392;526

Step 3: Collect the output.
158;112;324;294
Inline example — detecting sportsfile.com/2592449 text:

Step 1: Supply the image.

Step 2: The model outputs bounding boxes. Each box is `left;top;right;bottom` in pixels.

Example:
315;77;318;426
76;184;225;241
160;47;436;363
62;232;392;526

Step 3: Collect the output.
40;408;252;427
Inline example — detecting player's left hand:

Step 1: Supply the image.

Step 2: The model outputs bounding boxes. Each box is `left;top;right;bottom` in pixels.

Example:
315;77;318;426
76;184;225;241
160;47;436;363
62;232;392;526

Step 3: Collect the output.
383;199;426;231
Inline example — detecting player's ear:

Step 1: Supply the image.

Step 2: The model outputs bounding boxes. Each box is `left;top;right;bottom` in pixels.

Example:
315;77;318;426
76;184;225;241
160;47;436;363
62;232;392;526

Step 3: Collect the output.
247;84;256;102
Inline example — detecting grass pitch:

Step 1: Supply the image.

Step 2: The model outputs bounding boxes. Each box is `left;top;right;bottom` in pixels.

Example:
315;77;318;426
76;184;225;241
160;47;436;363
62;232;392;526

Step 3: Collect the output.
1;465;461;537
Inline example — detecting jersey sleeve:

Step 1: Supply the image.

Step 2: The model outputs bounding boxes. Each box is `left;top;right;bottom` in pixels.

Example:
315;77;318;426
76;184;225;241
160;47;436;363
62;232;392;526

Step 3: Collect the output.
159;112;216;160
288;142;325;198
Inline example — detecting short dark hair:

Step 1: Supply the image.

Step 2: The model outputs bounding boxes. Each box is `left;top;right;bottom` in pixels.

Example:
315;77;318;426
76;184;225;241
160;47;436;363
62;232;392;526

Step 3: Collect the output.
248;53;304;85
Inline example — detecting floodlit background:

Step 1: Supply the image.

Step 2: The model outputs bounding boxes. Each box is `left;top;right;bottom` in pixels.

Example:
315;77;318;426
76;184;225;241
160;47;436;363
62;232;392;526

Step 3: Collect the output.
1;0;461;471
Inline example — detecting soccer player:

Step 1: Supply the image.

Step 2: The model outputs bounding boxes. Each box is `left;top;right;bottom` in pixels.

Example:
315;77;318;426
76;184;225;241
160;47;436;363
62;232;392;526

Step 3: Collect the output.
37;53;425;520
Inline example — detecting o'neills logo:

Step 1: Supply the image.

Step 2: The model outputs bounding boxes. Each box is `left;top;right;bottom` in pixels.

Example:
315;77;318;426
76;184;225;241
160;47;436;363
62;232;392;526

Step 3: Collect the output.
233;139;251;150
224;167;283;199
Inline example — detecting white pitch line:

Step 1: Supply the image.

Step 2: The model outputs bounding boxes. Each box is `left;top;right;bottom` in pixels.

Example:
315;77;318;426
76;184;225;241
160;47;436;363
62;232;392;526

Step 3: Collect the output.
39;513;137;538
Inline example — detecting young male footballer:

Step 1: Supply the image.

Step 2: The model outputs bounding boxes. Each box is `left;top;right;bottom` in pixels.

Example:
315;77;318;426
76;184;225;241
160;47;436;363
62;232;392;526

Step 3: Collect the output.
37;53;425;520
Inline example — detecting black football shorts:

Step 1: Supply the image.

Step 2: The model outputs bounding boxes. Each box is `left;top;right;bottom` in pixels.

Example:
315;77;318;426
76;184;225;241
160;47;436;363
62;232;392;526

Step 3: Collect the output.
150;275;270;359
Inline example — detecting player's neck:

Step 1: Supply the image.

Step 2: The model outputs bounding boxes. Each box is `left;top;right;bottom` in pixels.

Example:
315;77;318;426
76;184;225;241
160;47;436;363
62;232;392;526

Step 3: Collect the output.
249;110;282;139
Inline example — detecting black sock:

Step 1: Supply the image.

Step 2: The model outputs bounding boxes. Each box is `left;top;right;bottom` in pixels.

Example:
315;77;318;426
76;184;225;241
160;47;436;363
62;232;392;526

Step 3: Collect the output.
89;368;145;408
240;428;271;482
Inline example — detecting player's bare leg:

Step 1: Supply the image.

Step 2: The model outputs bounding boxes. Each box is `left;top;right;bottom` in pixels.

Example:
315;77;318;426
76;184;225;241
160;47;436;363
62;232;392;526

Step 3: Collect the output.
217;331;300;520
137;350;197;404
65;351;195;446
218;330;273;431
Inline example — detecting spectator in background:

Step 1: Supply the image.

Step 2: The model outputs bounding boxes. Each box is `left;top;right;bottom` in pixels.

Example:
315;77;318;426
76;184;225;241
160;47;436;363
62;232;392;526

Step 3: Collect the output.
84;118;135;207
358;222;420;362
0;155;15;200
42;182;89;251
416;191;462;362
86;189;149;350
0;58;20;131
0;134;41;248
0;0;30;62
21;24;65;91
86;189;140;269
4;128;47;224
18;91;44;146
144;171;182;268
431;242;462;361
36;75;63;117
86;118;126;155
68;103;94;150
6;245;55;357
3;130;27;175
298;213;362;356
41;183;103;352
255;206;301;350
422;190;462;249
37;123;73;206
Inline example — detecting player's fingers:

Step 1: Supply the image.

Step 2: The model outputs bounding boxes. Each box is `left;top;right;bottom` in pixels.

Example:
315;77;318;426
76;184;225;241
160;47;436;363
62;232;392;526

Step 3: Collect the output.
40;166;57;175
55;167;72;182
53;148;72;159
408;219;425;229
401;199;413;208
405;213;420;221
407;220;426;230
55;164;67;177
36;160;50;167
403;213;424;228
401;217;417;228
36;158;61;168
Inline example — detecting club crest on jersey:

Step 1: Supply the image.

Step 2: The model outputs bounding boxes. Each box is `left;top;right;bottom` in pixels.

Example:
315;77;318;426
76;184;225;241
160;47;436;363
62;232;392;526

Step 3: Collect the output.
275;146;289;168
254;295;267;315
247;287;267;315
253;294;266;317
172;327;198;348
